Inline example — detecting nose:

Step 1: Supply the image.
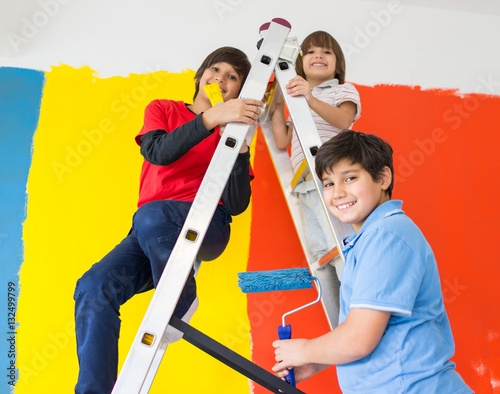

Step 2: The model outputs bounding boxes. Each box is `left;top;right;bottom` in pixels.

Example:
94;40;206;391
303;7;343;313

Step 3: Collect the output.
332;185;345;199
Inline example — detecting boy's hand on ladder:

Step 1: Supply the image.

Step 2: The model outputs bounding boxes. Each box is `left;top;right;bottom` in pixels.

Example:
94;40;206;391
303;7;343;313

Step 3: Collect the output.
285;76;313;102
204;98;263;129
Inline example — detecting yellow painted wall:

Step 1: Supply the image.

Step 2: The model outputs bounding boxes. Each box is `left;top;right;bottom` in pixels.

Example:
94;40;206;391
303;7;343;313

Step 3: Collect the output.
18;65;253;393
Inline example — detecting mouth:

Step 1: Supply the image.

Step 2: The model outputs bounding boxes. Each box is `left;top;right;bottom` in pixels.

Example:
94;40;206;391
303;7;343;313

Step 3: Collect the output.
336;201;356;211
208;82;226;94
311;62;327;67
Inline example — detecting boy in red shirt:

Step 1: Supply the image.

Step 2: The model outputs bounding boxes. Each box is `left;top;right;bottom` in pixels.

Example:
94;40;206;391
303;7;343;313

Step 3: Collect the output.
74;46;263;394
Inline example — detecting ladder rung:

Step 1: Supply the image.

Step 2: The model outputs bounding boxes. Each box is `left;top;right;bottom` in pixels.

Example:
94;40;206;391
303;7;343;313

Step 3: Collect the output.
317;246;340;268
289;159;309;192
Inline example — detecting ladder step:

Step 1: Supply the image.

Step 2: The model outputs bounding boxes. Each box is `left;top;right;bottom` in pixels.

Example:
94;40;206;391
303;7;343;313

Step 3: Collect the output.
169;316;306;394
317;247;340;268
289;159;309;192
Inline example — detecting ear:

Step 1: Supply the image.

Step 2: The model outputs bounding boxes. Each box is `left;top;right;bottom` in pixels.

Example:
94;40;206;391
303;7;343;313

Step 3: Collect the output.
379;166;392;191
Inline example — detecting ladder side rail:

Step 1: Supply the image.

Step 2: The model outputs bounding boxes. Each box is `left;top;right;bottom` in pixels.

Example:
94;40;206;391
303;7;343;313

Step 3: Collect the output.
257;118;313;267
112;20;292;394
259;104;339;329
258;81;313;266
114;123;249;394
138;124;257;393
244;122;259;148
273;60;354;262
140;258;201;392
256;58;356;328
137;123;255;393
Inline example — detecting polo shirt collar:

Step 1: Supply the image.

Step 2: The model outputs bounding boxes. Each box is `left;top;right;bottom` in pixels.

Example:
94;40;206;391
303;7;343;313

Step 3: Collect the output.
343;200;404;252
312;78;339;92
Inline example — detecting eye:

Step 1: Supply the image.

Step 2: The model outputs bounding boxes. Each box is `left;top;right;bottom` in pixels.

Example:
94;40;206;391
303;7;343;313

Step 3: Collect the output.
229;75;237;81
345;176;356;182
324;50;332;54
211;66;219;72
323;181;334;188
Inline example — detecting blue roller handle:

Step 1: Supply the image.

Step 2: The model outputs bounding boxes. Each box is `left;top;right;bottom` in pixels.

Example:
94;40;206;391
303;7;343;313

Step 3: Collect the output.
277;324;296;386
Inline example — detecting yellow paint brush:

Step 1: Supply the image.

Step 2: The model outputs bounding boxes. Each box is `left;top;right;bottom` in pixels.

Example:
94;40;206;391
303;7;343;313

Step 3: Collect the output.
203;82;224;107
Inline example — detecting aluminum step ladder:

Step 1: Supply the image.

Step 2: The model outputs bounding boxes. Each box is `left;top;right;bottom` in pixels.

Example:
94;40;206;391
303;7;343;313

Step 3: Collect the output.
112;18;353;394
112;18;300;394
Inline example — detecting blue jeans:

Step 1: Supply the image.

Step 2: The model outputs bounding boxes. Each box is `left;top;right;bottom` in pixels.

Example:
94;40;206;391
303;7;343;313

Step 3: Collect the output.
74;200;231;394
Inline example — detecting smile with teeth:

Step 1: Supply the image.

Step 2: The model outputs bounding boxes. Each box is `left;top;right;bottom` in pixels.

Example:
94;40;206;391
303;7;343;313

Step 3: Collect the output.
311;62;326;67
337;201;356;210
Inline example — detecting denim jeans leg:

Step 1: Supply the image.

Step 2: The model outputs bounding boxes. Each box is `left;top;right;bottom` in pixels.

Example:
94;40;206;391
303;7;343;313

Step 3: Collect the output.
198;204;231;261
74;234;152;394
132;200;231;316
74;201;232;393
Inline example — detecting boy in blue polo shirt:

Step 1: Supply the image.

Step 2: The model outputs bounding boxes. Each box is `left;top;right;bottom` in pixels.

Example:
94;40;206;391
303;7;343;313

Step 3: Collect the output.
272;130;472;393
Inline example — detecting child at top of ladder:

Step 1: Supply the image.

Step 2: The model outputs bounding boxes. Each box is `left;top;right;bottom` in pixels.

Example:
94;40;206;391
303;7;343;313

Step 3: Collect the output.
270;31;362;312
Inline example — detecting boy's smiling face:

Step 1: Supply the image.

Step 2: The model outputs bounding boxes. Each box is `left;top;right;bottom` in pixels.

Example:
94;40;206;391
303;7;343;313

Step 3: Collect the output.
302;46;337;83
197;62;242;102
322;159;392;233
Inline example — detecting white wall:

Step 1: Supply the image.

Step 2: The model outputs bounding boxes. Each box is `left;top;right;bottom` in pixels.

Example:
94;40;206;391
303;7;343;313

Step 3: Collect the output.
1;0;500;95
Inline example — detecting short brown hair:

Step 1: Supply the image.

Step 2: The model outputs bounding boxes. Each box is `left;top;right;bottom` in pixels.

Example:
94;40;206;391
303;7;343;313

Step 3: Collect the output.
193;46;251;101
295;31;346;84
315;130;394;198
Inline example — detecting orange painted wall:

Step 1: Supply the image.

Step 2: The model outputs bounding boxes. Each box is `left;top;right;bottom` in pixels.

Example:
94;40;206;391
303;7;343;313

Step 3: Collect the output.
246;84;500;393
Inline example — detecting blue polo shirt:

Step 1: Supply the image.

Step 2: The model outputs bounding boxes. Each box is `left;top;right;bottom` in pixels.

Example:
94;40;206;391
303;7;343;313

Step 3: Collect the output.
337;200;472;393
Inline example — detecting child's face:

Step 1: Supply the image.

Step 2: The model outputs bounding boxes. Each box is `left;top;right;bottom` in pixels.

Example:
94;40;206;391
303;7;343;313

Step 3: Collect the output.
197;62;243;102
321;159;391;233
302;46;337;82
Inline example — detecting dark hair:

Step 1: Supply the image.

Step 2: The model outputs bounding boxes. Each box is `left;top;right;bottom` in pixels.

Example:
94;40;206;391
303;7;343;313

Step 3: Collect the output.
295;31;346;84
315;130;394;198
193;46;251;101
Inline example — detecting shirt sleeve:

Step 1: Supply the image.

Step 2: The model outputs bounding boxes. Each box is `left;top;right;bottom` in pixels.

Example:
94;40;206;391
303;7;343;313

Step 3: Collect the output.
139;115;213;166
137;100;216;165
136;100;170;144
334;82;361;122
220;150;252;216
349;228;425;316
